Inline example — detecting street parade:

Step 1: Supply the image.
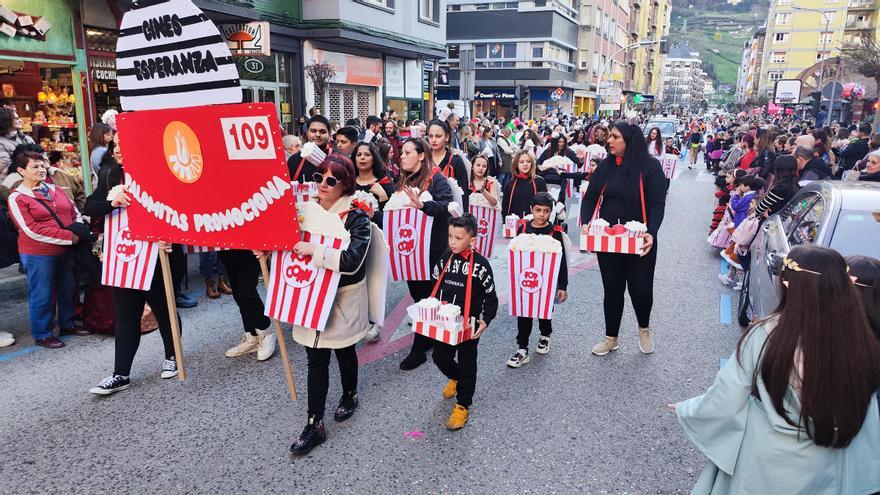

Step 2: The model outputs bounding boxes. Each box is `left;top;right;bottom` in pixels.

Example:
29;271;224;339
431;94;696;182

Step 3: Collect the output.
0;0;879;493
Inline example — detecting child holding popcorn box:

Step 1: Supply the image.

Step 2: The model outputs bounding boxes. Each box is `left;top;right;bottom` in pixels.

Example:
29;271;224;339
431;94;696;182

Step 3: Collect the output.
391;138;455;371
502;150;547;237
468;155;501;258
580;122;667;358
506;192;568;368
423;214;498;430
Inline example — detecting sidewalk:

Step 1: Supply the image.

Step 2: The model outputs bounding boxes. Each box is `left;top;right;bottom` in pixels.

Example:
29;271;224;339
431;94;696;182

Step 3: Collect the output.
0;264;26;294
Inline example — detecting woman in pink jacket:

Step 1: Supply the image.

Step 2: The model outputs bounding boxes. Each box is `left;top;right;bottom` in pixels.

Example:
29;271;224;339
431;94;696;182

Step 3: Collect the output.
7;150;84;348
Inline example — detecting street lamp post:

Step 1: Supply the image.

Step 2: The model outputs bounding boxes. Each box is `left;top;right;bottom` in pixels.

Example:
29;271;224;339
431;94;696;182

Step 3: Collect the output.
595;39;666;118
793;6;832;111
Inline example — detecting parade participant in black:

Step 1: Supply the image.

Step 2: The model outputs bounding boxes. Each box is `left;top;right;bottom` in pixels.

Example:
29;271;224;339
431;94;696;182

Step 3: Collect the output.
468;155;499;209
506;193;568;368
431;214;498;430
581;121;667;357
86;140;185;395
426;119;469;196
282;153;374;456
502;150;547;219
352;142;394;228
397;138;454;371
334;126;359;156
287;115;333;183
537;134;580;191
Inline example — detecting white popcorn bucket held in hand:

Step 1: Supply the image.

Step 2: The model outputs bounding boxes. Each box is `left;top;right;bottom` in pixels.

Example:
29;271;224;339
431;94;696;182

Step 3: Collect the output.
102;208;159;291
503;214;519;239
290;181;317;204
508;249;562;320
469;204;498;258
265;231;348;331
383;208;434;281
661;154;677;179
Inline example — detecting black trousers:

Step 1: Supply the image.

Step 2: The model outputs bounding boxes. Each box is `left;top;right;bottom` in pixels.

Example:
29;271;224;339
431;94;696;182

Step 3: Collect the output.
596;246;657;337
305;345;358;420
432;338;479;408
516;317;552;350
406;280;435;354
112;248;184;377
218;250;270;335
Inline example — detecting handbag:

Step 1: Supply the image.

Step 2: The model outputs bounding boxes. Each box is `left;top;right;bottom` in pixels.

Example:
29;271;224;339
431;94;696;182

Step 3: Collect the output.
33;197;101;282
731;214;760;248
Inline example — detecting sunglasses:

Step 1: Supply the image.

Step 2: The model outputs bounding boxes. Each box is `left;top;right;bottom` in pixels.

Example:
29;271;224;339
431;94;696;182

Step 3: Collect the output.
313;172;338;187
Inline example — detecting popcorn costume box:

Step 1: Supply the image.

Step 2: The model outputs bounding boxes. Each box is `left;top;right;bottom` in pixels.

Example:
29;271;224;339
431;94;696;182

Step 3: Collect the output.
101;207;159;291
469;192;500;258
580;177;648;255
409;249;476;345
383;189;434;281
503;214;519;238
508;234;563;320
291;181;318;204
265;201;350;331
660;154;677;180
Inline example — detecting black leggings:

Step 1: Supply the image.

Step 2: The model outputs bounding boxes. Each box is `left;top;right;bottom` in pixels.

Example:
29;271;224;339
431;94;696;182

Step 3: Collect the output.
596;246;657;337
516;317;552;350
305;345;358;420
219;250;270;335
432;338;479;408
112;248;184;377
406;280;435;354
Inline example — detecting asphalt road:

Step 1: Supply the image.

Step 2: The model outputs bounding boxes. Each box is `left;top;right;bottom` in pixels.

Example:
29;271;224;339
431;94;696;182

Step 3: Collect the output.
0;158;742;494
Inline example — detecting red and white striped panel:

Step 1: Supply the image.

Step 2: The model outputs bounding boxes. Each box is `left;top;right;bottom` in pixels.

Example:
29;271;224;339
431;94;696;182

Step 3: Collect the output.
101;208;159;291
383;208;433;281
508;249;562;320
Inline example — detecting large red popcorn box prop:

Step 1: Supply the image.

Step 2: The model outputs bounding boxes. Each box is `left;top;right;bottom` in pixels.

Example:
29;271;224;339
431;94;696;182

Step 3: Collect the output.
265;231;348;331
384;208;434;281
102;208;159;290
469;205;498;258
661;155;677;179
562;159;581;199
407;303;474;345
291;182;317;204
580;225;646;254
508;249;562;320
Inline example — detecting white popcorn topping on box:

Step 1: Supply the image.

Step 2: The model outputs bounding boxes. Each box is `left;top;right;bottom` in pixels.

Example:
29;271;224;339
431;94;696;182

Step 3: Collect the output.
509;233;562;253
296;200;350;240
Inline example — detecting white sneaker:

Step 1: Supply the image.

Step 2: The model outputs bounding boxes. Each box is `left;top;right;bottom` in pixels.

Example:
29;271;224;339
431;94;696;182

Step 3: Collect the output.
506;349;530;368
638;327;655;354
0;331;14;348
160;357;178;379
718;273;732;286
225;332;260;358
732;281;743;291
365;324;381;343
536;336;550;355
256;329;276;361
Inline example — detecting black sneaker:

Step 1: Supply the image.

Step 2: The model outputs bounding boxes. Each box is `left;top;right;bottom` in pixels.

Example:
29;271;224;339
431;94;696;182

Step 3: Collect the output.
290;416;326;456
160;357;178;379
506;349;530;368
89;375;130;395
399;351;427;371
536;336;551;355
333;393;358;422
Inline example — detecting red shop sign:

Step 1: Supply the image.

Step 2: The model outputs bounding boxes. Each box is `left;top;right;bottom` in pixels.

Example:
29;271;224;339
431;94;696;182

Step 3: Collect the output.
116;102;300;250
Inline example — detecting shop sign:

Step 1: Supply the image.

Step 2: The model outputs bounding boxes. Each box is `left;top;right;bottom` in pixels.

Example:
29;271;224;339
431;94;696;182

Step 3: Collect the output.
474;89;516;100
773;79;802;105
219;22;270;57
89;57;116;81
0;5;51;40
385;57;404;98
116;0;242;111
437;66;449;87
242;58;264;75
405;60;421;99
116;102;299;250
423;60;434;71
312;49;382;87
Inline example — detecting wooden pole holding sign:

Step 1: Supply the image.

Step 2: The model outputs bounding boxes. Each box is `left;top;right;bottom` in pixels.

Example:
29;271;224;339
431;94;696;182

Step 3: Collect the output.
259;256;298;400
158;249;186;381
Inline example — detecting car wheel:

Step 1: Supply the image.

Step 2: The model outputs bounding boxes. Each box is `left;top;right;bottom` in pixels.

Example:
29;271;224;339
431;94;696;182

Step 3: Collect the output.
737;268;752;328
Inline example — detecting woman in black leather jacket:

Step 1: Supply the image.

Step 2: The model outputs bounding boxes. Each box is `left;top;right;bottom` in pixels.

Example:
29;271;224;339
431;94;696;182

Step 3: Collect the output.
286;153;373;456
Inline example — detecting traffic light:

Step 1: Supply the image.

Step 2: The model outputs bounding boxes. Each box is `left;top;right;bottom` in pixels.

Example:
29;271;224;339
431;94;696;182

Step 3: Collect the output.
811;91;821;119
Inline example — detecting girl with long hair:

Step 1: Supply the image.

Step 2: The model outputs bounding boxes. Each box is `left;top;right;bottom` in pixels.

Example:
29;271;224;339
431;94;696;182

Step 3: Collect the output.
646;127;663;159
672;245;880;493
352;142;393;227
502;150;547;218
753;127;776;179
580;121;667;356
755;155;799;218
427;119;469;195
396;138;454;371
468;155;499;209
847;255;880;339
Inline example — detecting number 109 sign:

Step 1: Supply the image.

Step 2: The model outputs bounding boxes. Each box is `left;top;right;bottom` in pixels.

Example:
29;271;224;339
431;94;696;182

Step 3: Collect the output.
116;103;300;251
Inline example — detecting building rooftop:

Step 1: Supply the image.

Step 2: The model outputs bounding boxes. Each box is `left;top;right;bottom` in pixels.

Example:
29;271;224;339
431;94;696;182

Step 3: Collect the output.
668;42;700;60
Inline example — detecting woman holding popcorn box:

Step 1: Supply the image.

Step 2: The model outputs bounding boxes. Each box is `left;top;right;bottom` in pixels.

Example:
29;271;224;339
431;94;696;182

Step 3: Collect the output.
580;121;667;357
261;152;376;456
352;142;394;228
390;138;455;371
468;155;501;258
501;151;547;238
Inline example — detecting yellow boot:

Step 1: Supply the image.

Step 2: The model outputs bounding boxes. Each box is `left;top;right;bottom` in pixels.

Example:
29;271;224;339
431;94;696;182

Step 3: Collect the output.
446;404;469;431
442;379;457;399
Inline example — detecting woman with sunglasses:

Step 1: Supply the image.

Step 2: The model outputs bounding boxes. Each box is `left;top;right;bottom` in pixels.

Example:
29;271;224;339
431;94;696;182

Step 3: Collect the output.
274;153;374;456
396;137;454;371
352;142;394;228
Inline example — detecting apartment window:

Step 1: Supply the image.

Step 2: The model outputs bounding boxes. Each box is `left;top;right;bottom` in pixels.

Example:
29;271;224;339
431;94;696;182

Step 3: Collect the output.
592;56;600;75
816;51;830;62
818;32;833;45
770;52;787;63
777;0;792;4
447;44;459;60
773;32;789;43
535;0;548;6
420;0;440;24
356;0;394;12
768;71;784;81
775;12;791;25
448;4;460;11
532;43;544;58
475;43;516;59
595;8;603;29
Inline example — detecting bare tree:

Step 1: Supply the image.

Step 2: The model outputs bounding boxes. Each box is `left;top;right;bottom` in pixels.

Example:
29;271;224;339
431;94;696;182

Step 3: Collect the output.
841;32;880;130
304;60;337;114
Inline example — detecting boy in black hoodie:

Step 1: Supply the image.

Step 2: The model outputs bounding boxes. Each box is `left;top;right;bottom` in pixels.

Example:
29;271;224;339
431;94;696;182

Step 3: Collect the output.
507;193;568;368
430;214;498;431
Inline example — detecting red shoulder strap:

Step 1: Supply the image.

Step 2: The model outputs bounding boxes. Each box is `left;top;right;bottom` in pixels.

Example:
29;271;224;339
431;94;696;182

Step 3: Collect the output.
429;250;474;333
639;173;647;224
293;156;307;181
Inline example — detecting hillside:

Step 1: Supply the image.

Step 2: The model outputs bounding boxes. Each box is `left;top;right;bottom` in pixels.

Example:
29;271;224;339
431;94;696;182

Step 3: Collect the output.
668;1;770;97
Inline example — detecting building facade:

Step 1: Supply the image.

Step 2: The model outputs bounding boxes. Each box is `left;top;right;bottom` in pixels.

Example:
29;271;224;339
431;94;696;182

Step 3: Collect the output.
661;43;704;110
627;0;671;102
574;0;631;115
443;0;579;119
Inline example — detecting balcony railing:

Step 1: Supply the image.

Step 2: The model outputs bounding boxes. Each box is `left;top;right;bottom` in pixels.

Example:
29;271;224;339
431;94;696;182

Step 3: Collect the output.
848;0;875;9
845;21;873;30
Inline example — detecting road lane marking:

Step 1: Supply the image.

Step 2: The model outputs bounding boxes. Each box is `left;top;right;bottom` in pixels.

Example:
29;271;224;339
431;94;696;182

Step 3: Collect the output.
720;294;732;325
